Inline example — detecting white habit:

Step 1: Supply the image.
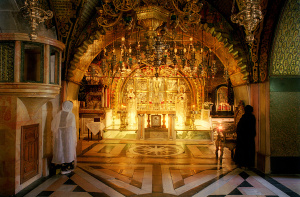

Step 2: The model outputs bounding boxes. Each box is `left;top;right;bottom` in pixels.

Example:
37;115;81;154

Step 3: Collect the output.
51;101;77;164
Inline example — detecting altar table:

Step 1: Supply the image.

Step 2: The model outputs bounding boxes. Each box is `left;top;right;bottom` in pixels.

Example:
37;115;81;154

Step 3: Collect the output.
86;122;105;141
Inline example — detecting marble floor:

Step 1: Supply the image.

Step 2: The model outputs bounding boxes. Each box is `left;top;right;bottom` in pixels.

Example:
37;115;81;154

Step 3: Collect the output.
17;139;300;197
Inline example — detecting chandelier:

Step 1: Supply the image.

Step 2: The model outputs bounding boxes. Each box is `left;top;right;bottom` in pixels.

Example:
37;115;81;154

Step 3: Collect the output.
20;0;53;40
92;0;226;82
96;0;203;31
198;49;218;79
99;33;220;81
231;0;263;44
96;0;204;78
85;66;101;85
197;31;218;80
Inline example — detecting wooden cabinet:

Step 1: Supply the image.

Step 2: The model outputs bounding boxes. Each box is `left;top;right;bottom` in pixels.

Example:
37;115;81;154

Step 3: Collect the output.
21;124;39;184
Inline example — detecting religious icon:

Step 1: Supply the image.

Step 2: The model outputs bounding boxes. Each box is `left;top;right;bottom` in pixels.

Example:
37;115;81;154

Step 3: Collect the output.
127;86;137;129
217;86;230;111
175;85;187;129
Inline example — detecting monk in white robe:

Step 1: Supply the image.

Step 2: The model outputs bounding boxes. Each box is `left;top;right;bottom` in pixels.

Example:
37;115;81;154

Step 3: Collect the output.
51;101;77;174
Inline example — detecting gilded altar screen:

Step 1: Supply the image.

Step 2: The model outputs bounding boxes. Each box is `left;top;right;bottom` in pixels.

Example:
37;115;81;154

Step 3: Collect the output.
122;77;191;111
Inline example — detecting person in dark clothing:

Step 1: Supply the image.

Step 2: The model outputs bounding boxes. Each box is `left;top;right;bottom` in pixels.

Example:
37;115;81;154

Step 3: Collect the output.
234;105;256;168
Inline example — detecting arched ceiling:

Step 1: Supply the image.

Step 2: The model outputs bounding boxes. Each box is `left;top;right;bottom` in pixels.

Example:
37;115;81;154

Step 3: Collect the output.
44;0;286;84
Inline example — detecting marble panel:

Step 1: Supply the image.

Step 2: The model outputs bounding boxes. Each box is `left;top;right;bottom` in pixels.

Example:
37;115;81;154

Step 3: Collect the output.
0;177;15;196
256;187;277;195
56;184;77;192
14;160;20;184
0;96;17;127
121;169;134;178
270;92;300;156
0;12;18;33
0;130;5;145
75;168;124;197
15;127;21;146
271;175;300;195
23;176;61;197
97;169;131;183
16;99;30;122
170;169;182;184
14;41;21;83
239;187;263;195
77;157;112;163
195;169;241;197
246;176;268;188
247;171;290;197
0;161;4;177
42;101;55;158
4;160;15;178
71;174;103;193
132;169;144;183
0;0;19;10
50;191;92;197
45;176;69;191
141;168;152;193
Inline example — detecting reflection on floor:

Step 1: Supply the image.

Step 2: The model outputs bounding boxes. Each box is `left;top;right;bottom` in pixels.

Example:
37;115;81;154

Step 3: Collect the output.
103;125;137;139
18;140;300;197
102;124;212;140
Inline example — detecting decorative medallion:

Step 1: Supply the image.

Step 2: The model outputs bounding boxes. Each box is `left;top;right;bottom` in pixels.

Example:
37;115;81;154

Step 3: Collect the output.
129;145;184;157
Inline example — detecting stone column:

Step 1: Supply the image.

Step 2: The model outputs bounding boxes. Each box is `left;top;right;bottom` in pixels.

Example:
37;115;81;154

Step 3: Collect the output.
147;114;151;128
138;114;145;140
44;45;50;84
105;109;113;128
168;114;175;140
102;87;104;108
59;52;62;86
105;88;107;108
162;114;166;128
14;41;21;83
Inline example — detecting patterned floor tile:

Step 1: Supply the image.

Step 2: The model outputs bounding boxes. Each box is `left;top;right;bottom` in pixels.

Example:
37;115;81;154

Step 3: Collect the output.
36;191;54;197
50;191;92;197
17;140;300;197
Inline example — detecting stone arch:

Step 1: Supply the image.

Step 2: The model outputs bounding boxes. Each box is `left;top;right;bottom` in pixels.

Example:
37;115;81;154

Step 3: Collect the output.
66;24;250;101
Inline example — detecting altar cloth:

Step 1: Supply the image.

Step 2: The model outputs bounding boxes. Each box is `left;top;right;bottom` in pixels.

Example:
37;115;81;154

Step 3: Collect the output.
86;122;105;135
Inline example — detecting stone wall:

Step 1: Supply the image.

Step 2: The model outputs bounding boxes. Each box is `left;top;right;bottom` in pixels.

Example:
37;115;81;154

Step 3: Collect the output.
233;85;250;106
0;96;17;195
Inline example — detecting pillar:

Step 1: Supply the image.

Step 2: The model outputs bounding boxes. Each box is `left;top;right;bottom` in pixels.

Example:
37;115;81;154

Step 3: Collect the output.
14;41;21;83
138;114;145;139
168;114;175;140
44;45;50;84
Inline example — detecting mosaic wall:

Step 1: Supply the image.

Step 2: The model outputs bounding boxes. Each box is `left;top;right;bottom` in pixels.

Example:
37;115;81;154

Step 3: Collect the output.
269;0;300;157
270;92;300;156
270;0;300;75
0;42;14;82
